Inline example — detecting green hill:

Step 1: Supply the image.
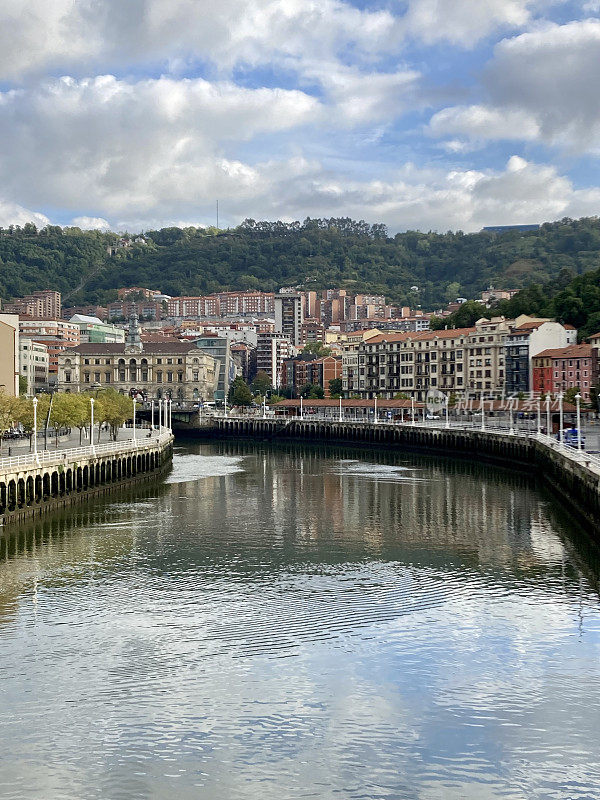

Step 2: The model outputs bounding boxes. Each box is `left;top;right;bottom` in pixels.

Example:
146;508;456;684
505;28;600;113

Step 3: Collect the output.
1;216;600;312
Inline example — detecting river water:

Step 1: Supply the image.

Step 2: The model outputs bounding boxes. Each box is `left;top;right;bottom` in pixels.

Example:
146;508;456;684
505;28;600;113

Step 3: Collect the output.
1;440;599;800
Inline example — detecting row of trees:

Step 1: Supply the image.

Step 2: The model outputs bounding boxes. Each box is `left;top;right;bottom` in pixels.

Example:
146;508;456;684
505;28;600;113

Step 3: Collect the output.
0;389;135;451
4;215;600;310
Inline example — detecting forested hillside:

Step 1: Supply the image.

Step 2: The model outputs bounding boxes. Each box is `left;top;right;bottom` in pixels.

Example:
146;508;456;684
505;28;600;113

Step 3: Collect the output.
1;216;600;311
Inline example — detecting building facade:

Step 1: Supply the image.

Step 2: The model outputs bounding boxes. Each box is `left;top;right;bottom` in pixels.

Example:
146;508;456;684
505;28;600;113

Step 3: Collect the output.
19;318;80;384
0;313;19;396
274;290;303;346
19;339;49;395
532;345;597;401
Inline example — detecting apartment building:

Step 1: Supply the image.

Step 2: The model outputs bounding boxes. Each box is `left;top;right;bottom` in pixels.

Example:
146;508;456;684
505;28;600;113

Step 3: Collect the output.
256;332;294;387
504;318;577;394
19;318;80;383
195;335;240;401
19;339;49;395
274;290;303;346
108;300;164;321
465;317;512;394
4;290;61;319
532;345;597;400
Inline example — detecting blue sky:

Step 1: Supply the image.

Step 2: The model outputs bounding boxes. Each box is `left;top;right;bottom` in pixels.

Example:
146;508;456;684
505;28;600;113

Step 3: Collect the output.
0;0;599;233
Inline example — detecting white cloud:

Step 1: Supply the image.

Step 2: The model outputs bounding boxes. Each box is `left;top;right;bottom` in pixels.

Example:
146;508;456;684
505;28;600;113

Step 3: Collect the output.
0;74;320;217
400;0;548;46
428;104;540;146
70;216;111;230
429;19;600;153
0;200;50;229
0;0;397;81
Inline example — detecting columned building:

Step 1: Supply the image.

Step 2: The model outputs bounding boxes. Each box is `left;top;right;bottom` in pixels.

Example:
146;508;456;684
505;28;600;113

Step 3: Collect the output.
57;316;218;401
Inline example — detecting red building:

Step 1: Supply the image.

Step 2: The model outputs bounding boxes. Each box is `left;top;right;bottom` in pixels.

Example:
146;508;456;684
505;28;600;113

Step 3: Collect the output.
533;344;596;400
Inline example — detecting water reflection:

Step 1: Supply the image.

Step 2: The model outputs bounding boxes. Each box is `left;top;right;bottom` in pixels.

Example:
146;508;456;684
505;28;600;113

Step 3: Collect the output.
0;441;599;800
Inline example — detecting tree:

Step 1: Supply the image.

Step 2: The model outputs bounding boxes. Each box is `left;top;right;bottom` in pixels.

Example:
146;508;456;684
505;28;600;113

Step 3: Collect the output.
96;389;133;441
18;375;27;395
393;392;410;400
299;382;325;399
329;377;343;396
0;390;22;451
50;393;78;447
563;386;581;405
303;342;332;357
229;376;253;406
251;370;272;395
70;394;92;445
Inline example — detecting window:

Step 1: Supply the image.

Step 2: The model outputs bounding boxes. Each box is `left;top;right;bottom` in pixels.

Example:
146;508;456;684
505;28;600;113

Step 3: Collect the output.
94;372;100;382
84;372;90;383
65;372;71;383
119;371;126;381
156;371;163;383
157;358;162;365
84;358;90;365
94;359;100;365
105;372;111;383
167;371;173;383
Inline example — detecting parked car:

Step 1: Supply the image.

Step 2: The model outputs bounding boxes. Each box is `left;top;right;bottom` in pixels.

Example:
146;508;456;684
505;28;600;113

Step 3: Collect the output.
556;428;585;448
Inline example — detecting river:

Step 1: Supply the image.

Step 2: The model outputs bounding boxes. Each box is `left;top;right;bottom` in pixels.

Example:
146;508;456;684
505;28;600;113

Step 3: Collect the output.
1;440;599;800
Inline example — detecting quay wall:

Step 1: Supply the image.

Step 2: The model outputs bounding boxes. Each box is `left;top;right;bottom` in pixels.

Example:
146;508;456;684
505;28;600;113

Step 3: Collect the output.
193;418;600;533
0;434;174;529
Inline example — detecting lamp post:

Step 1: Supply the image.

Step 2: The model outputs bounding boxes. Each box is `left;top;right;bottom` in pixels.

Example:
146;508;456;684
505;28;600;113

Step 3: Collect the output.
132;397;137;442
339;396;343;423
168;398;172;430
559;392;564;446
262;395;266;419
151;399;155;431
374;395;377;423
32;396;38;462
300;395;303;420
445;395;449;429
481;397;485;431
90;397;95;453
509;397;514;435
411;397;415;426
536;398;541;435
575;392;582;450
546;394;551;438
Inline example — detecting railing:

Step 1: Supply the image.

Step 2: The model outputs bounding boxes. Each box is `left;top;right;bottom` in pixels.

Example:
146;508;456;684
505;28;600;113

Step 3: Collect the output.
214;414;600;475
0;428;173;473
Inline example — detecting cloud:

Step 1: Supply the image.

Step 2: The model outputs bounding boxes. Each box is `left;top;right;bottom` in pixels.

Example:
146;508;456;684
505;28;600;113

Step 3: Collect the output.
113;156;600;234
70;216;111;231
0;200;50;229
0;0;397;81
401;0;533;45
429;19;600;153
0;74;320;217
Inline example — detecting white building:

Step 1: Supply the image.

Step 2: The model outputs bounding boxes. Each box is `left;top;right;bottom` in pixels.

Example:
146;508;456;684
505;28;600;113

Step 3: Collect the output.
274;290;303;347
19;339;49;395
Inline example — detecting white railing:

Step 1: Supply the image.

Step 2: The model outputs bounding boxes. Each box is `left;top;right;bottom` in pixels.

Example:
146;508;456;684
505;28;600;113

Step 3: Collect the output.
0;428;172;473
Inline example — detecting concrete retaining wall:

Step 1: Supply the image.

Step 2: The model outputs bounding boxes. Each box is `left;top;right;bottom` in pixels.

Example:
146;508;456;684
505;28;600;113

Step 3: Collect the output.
194;418;600;534
0;435;174;528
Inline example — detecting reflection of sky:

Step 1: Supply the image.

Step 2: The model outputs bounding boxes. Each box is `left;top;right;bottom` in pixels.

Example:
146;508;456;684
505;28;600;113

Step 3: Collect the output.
0;443;599;800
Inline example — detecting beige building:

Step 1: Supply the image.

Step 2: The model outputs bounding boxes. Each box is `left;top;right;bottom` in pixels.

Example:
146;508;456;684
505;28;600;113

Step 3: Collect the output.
0;313;19;396
57;317;218;401
19;339;49;396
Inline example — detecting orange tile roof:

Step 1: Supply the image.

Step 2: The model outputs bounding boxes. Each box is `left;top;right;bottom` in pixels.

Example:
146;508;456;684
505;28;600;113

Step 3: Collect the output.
533;344;591;359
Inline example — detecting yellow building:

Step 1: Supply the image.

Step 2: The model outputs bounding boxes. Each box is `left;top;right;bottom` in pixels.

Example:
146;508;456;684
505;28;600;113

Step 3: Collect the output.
0;314;19;396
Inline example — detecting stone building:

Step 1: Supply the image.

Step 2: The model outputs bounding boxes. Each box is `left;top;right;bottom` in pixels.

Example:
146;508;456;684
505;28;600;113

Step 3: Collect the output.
57;316;218;401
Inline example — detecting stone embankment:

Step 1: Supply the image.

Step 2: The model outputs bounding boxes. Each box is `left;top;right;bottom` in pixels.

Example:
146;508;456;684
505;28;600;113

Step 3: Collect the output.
194;417;600;533
0;429;174;527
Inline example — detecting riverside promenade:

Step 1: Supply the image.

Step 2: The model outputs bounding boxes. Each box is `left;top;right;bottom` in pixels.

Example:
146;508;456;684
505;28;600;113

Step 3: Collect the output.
0;425;174;528
194;415;600;534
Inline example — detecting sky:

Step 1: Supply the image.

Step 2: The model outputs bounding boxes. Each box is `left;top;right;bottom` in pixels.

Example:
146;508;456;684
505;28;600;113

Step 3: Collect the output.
1;0;600;234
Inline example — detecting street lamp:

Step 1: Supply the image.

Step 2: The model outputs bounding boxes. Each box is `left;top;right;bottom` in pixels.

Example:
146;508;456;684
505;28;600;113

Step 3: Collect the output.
509;397;514;435
132;396;137;442
445;395;449;429
575;392;582;451
546;394;551;438
32;395;38;462
411;396;415;426
151;399;155;431
262;395;266;419
559;392;564;446
339;396;343;423
536;398;541;435
481;396;485;431
300;395;303;420
374;395;377;423
90;397;95;452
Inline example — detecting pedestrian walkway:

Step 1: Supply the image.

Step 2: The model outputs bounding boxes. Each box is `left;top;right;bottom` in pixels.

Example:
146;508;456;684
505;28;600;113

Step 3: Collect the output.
1;425;153;458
